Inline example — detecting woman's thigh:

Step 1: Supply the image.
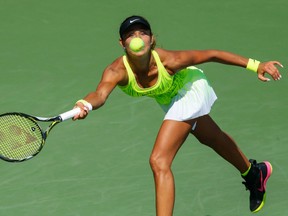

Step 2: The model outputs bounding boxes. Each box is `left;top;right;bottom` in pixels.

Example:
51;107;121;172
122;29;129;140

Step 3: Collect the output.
150;119;197;167
189;114;224;145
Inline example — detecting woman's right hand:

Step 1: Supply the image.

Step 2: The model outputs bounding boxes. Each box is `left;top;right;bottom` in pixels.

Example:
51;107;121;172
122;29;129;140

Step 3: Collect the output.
72;100;91;121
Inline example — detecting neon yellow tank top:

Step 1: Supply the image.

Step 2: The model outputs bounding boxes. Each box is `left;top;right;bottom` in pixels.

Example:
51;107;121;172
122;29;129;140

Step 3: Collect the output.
118;50;206;105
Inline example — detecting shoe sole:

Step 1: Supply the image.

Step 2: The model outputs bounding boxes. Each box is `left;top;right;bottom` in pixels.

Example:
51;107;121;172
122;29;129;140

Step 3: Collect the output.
252;161;273;213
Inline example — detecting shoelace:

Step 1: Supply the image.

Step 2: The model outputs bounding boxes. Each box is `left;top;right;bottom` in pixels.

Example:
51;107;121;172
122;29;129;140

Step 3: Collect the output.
242;181;256;191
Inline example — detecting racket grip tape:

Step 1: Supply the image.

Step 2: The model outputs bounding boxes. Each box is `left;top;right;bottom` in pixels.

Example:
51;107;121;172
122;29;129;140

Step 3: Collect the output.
59;108;81;121
60;100;93;121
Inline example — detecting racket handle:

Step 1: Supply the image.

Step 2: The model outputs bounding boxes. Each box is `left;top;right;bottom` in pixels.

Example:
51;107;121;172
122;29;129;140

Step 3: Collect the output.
59;108;81;121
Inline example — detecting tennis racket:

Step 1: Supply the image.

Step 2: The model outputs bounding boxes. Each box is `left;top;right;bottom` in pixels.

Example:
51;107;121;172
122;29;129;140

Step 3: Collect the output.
0;108;81;162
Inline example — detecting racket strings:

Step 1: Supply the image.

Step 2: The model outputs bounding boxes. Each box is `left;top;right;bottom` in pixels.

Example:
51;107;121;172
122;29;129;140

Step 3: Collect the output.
0;114;43;161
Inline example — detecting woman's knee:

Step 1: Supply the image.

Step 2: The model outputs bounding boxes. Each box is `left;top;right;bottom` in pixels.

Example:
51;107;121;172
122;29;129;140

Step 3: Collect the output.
149;153;171;175
198;133;221;146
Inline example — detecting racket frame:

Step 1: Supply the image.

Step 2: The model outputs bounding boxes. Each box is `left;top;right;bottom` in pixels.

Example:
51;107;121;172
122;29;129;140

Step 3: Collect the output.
0;108;81;162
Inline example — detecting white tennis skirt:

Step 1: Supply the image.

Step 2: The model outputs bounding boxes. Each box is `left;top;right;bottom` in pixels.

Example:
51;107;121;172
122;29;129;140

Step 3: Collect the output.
159;69;217;121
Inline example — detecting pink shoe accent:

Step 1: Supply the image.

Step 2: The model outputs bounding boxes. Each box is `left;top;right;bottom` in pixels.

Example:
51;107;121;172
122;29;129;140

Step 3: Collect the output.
263;161;273;191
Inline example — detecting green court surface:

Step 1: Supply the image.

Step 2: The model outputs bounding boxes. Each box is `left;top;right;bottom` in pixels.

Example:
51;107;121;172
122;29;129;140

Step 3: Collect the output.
0;0;287;215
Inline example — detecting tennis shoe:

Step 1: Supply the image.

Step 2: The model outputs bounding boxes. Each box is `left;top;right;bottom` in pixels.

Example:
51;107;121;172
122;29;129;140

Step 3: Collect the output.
242;159;272;213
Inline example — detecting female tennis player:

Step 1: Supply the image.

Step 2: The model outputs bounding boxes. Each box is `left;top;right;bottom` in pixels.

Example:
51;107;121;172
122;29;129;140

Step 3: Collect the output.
73;15;283;216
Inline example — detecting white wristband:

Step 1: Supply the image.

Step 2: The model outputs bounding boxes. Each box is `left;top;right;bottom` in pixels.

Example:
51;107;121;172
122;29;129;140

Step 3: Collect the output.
76;99;93;111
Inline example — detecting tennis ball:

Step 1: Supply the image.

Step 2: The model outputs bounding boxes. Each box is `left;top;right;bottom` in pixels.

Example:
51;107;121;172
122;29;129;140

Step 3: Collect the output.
129;38;145;52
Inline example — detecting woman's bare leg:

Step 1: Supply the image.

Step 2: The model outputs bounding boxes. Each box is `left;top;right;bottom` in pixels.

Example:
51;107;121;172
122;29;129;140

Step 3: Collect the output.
149;119;195;216
150;115;250;216
190;115;250;173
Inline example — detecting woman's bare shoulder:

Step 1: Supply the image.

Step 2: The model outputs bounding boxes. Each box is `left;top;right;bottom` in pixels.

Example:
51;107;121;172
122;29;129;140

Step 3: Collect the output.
102;56;128;86
154;48;180;73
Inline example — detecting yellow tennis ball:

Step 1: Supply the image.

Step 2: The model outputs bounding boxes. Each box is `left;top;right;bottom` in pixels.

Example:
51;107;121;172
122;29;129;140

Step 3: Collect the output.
129;38;145;52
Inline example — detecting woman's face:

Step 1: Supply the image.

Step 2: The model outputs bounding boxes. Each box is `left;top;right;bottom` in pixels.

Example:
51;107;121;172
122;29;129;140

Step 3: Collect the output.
120;24;154;55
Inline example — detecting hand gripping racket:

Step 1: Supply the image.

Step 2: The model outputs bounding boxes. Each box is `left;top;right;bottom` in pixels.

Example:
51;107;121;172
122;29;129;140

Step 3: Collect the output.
0;108;81;162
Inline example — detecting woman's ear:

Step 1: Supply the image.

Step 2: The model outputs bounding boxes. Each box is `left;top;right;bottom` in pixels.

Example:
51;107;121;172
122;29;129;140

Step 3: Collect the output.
119;38;125;48
151;35;155;45
150;35;156;49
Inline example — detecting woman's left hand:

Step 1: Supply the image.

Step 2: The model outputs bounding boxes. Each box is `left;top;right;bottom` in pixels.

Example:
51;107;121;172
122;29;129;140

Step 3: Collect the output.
257;61;283;82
